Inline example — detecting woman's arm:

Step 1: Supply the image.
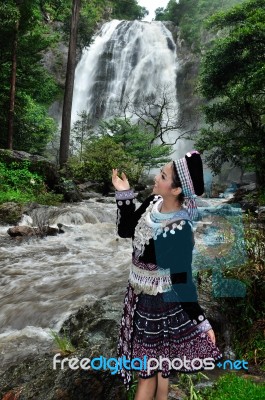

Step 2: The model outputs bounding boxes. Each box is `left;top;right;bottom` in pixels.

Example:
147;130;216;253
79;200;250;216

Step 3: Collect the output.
115;190;155;238
112;167;156;238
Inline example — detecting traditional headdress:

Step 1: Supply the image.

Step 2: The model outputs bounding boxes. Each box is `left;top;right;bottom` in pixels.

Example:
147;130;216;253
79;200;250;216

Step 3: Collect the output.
173;150;204;221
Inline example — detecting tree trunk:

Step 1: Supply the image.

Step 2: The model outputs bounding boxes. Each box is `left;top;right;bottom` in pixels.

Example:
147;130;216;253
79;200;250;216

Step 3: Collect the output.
7;19;19;150
59;0;81;168
256;167;265;188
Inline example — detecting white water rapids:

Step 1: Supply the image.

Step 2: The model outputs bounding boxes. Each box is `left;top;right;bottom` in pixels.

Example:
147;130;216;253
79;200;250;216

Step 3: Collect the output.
0;196;239;373
0;199;132;373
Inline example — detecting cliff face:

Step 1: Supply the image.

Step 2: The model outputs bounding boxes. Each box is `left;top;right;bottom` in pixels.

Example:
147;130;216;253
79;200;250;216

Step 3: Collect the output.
163;21;201;135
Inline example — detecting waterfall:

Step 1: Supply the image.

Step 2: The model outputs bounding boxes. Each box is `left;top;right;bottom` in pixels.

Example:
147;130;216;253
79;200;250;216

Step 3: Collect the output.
71;20;178;125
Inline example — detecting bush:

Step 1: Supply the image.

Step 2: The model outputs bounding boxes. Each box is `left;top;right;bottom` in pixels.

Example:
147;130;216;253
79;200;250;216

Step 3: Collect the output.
67;136;143;186
99;118;172;169
0;161;62;205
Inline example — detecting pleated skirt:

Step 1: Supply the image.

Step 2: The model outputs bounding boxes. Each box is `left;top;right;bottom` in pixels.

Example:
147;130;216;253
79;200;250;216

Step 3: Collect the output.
117;283;222;389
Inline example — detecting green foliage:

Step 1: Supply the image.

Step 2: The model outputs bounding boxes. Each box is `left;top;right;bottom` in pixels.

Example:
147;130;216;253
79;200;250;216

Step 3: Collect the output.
61;0;148;50
70;111;95;159
155;0;179;22
199;373;265;399
68;116;172;185
0;0;149;155
15;94;57;154
0;160;42;191
41;0;72;22
155;0;245;51
177;372;209;400
228;213;265;365
0;161;62;205
126;372;138;400
99;118;172;168
61;0;111;49
111;0;148;20
0;0;60;153
201;212;265;366
196;0;265;185
68;135;142;185
50;329;76;356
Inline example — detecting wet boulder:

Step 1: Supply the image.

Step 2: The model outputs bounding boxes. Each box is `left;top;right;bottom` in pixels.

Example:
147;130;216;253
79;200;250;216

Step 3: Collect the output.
0;299;126;400
7;225;63;237
0;353;126;400
54;179;82;202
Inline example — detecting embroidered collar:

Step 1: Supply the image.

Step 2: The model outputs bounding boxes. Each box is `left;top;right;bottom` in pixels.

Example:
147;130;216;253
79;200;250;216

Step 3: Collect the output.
149;196;190;224
133;196;191;258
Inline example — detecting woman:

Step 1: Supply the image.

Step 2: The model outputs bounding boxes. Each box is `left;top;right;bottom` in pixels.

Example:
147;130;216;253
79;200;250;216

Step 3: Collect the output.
112;151;222;400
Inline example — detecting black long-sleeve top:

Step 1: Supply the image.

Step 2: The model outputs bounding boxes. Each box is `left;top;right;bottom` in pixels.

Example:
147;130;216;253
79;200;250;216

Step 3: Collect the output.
116;190;211;330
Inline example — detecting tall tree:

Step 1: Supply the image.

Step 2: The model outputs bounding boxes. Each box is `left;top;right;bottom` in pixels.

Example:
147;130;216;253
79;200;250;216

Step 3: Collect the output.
7;2;20;149
59;0;81;168
0;0;59;153
196;0;265;186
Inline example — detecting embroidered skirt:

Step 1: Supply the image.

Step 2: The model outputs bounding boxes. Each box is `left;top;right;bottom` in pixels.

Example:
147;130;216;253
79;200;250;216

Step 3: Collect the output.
117;283;222;389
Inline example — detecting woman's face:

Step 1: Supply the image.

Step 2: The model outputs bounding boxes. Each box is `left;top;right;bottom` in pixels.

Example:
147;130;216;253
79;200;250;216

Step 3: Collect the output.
152;162;181;198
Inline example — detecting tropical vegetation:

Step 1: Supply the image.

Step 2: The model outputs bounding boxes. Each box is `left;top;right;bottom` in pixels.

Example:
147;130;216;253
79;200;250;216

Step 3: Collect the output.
196;0;265;186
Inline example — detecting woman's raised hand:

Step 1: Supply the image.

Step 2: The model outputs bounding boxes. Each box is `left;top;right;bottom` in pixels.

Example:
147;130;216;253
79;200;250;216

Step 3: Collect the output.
112;169;130;191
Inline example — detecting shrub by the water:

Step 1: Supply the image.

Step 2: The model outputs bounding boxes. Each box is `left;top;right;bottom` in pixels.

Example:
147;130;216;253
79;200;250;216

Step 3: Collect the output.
0;161;62;205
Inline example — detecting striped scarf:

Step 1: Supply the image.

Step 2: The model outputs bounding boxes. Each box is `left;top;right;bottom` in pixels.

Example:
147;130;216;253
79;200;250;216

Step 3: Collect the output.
174;157;198;221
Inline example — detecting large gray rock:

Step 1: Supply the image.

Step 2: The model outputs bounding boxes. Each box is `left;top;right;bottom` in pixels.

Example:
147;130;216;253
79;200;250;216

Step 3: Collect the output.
55;179;82;202
0;354;126;400
0;300;126;400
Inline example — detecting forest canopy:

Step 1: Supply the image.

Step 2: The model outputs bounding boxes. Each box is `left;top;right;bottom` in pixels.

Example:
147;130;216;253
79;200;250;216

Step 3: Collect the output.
196;0;265;185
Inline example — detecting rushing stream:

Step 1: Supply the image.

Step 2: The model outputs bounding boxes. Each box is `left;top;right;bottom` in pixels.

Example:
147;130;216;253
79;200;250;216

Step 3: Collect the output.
0;198;132;373
0;196;242;374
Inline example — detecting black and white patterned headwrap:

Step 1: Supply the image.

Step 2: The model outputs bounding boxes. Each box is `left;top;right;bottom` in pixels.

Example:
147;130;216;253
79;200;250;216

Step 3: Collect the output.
174;151;200;221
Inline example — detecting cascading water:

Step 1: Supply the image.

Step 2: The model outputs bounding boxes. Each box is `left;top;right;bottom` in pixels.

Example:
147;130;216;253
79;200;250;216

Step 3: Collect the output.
71;20;179;125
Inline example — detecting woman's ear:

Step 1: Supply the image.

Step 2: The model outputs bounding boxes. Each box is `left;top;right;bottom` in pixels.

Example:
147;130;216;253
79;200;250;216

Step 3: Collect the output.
171;187;182;196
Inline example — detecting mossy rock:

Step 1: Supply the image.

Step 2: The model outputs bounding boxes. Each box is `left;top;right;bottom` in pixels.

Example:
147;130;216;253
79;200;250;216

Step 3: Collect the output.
0;149;60;190
0;202;23;225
